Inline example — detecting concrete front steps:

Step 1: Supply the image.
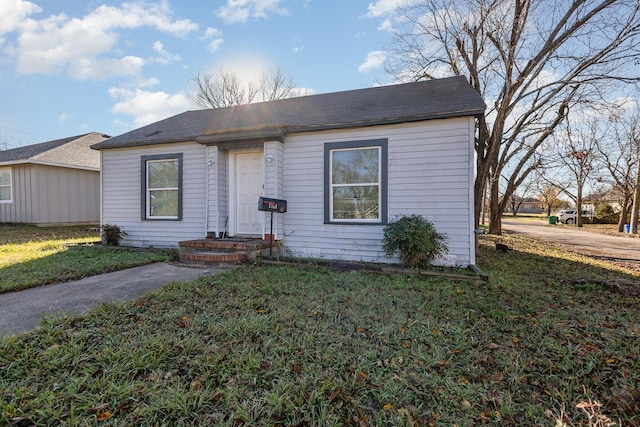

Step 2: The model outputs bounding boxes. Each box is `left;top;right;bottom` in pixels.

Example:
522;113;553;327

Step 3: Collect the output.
178;238;281;265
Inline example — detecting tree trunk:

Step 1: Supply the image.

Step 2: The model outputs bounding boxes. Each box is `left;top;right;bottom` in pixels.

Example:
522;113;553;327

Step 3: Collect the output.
632;173;640;234
631;149;640;233
617;198;630;232
487;172;502;234
488;202;502;234
474;176;485;229
576;189;583;228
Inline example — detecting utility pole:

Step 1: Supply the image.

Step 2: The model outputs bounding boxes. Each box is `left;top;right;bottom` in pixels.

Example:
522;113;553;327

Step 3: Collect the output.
631;149;640;234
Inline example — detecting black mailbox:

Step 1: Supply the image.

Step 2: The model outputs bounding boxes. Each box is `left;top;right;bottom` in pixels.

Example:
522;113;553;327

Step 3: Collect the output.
258;197;287;213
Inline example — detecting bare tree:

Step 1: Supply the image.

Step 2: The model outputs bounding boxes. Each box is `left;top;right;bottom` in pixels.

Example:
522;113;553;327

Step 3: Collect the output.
554;117;602;227
386;0;640;233
506;178;534;216
258;67;298;102
596;107;640;232
0;132;17;151
190;69;257;108
506;193;523;216
539;185;565;217
190;67;298;109
530;170;567;217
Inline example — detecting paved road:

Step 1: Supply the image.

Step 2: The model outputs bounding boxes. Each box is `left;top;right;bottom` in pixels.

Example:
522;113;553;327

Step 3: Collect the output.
0;263;223;336
501;219;640;262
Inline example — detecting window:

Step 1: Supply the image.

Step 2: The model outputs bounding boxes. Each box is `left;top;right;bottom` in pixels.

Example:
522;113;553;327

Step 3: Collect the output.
324;139;387;224
141;154;182;220
0;167;11;203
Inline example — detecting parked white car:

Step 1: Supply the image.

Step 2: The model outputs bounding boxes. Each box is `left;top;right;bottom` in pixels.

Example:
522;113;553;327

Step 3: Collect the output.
557;209;594;224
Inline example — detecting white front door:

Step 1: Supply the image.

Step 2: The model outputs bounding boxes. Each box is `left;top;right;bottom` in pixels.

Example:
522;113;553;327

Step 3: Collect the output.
232;150;263;236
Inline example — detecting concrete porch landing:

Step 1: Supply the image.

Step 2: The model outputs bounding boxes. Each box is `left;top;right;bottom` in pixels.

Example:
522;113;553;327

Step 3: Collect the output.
178;238;281;265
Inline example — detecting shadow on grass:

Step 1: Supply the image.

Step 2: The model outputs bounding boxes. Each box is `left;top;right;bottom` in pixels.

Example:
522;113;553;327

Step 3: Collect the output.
478;233;640;296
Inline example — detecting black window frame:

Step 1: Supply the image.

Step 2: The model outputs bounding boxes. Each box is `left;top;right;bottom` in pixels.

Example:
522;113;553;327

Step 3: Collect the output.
141;153;183;221
324;139;388;225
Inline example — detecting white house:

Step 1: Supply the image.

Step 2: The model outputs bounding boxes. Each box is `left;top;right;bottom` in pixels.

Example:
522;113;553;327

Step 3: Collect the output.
91;76;485;266
0;132;108;225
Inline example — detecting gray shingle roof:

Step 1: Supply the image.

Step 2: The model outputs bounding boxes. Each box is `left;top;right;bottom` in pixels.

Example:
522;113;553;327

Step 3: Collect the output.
92;76;485;150
0;132;108;169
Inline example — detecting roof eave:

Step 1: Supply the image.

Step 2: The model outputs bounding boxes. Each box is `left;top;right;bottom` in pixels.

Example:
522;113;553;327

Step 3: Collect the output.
0;159;100;171
196;125;287;145
91;136;200;150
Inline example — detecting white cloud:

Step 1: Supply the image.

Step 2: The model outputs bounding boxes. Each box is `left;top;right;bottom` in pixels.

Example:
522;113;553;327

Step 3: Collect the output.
217;0;288;25
612;96;639;112
358;50;387;72
204;27;223;38
377;18;394;32
207;39;224;52
70;56;145;80
208;39;224;52
0;0;40;37
14;1;197;79
366;0;405;17
87;1;198;37
152;40;181;65
202;27;224;52
138;76;161;88
108;86;192;128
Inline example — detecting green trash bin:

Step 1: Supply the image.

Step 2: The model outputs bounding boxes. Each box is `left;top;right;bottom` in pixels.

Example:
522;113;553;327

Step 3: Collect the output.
548;216;557;225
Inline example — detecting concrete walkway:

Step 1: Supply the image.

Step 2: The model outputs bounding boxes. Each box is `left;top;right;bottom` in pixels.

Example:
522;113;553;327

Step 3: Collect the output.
0;263;223;336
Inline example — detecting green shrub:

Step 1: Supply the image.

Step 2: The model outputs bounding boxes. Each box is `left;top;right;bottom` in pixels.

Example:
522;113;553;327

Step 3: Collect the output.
594;204;619;224
382;215;448;268
101;224;127;246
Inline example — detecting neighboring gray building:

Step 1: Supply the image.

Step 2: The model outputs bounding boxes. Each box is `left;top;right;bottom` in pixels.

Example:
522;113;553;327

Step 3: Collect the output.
0;132;108;225
92;76;485;266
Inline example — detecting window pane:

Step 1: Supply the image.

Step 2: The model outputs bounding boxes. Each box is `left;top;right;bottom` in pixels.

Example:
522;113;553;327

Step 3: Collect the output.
149;190;178;217
148;160;178;188
332;185;379;220
0;186;10;201
332;148;378;184
0;170;9;186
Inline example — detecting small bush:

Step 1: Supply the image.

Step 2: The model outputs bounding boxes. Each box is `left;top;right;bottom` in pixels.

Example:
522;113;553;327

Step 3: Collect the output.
101;224;127;246
593;204;619;224
382;214;448;268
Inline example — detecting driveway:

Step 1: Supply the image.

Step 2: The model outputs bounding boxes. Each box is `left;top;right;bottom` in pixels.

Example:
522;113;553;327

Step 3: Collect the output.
0;263;225;336
501;218;640;262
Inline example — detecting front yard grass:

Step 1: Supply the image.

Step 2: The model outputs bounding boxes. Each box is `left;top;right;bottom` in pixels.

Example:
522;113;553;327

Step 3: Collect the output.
1;234;639;425
0;224;171;294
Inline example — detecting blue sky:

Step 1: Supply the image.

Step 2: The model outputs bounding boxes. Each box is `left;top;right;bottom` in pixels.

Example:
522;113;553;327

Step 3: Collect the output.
0;0;402;147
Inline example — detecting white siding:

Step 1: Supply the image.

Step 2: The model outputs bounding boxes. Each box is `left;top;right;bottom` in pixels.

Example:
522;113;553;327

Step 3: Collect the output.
98;117;476;264
217;150;229;236
101;142;207;248
206;146;219;237
282;118;475;266
263;141;284;239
